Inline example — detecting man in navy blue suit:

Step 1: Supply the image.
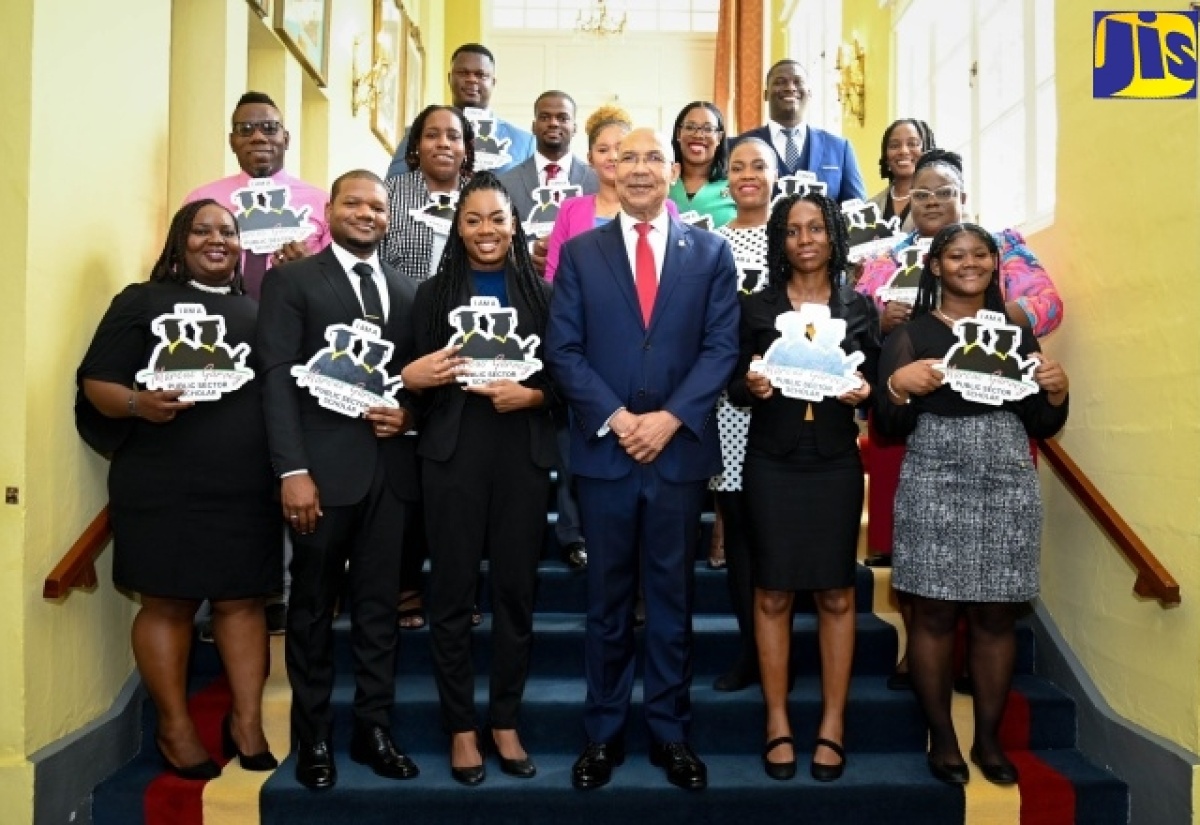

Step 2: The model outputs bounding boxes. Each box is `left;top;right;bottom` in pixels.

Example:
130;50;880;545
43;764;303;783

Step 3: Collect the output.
546;128;740;791
736;59;866;203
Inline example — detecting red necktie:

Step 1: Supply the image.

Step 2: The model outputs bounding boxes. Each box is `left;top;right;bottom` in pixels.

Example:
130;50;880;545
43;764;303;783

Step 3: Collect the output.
634;222;657;326
544;163;561;184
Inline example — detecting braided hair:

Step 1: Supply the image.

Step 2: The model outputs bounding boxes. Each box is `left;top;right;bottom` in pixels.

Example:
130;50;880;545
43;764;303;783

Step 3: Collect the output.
912;147;965;190
911;222;1004;320
423;171;550;347
878;118;936;180
149;199;245;294
670;101;730;182
403;104;476;182
765;192;851;292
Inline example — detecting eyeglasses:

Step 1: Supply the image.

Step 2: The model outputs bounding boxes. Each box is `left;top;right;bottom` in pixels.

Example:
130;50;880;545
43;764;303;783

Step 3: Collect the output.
680;123;721;137
910;185;960;203
232;120;283;137
618;151;669;167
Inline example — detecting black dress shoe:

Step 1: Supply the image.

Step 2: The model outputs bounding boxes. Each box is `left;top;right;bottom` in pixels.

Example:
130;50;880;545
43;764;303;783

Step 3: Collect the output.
970;747;1019;785
563;540;587;570
486;728;536;778
571;742;624;790
713;664;759;692
450;730;486;786
155;739;221;781
810;737;846;782
862;553;893;568
350;725;419;780
649;742;707;790
926;754;970;785
295;741;336;790
761;735;796;781
221;714;279;771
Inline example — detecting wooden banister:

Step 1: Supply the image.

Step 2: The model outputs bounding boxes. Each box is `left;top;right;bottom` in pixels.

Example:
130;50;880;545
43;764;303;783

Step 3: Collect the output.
1038;439;1180;606
43;506;111;599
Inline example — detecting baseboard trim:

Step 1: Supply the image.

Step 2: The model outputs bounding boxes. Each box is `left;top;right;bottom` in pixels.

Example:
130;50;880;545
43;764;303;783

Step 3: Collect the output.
31;673;143;825
1031;601;1197;825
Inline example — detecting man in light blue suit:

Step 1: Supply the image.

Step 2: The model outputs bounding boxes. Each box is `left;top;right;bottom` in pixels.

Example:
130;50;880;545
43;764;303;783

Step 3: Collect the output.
735;59;866;204
546;128;740;793
384;44;533;178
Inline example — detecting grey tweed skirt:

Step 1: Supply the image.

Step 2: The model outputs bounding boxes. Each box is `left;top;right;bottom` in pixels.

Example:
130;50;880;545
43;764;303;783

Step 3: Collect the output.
892;411;1041;602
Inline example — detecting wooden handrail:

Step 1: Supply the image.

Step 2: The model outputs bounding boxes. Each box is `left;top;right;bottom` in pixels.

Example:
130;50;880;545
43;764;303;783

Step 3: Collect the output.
44;506;111;599
1038;439;1180;606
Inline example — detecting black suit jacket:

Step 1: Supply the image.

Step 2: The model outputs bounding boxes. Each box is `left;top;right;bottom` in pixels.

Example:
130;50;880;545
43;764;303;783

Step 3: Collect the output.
729;284;880;459
411;273;559;469
257;245;421;506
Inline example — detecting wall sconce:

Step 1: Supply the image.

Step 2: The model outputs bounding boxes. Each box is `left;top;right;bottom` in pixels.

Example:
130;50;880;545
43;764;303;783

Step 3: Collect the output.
351;32;391;117
835;37;866;127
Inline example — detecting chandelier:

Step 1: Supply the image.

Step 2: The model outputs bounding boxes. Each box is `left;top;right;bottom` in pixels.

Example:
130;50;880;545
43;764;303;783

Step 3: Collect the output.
576;0;627;37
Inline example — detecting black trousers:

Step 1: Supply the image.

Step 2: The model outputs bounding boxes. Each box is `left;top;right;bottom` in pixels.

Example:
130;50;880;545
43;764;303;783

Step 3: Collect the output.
423;399;548;733
285;458;408;745
717;490;758;670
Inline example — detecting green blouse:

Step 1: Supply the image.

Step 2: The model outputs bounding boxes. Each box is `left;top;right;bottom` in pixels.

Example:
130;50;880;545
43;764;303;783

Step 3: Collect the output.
668;178;736;229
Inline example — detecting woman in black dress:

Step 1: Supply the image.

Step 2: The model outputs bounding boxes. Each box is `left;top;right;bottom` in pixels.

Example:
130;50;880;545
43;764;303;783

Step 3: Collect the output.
731;193;879;781
876;223;1069;785
76;200;281;778
401;172;557;785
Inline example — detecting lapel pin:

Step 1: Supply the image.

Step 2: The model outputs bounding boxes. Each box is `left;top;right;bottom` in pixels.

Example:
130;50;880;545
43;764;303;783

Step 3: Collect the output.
677;240;686;247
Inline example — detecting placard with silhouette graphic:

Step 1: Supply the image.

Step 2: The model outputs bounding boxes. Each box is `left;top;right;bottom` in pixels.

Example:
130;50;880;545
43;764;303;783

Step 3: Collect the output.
447;296;543;387
290;319;403;416
876;238;931;306
748;303;865;401
771;171;828;210
678;210;715;231
464;107;513;171
408;191;460;236
734;255;767;295
228;177;318;253
933;309;1040;406
134;303;255;401
841;198;904;263
522;183;582;238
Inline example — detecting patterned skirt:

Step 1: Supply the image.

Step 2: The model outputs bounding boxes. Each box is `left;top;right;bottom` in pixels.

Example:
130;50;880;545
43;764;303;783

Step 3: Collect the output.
892;411;1041;602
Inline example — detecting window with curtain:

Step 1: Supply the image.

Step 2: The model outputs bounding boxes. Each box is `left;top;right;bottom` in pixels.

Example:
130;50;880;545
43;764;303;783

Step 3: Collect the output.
492;0;720;32
893;0;1055;230
784;0;843;132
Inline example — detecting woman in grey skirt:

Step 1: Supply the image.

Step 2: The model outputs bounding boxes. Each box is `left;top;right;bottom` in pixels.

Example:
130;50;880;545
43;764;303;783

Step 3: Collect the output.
876;223;1069;786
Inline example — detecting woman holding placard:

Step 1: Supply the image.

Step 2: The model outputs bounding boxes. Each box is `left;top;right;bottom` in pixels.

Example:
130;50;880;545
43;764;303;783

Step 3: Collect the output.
876;222;1068;785
401;172;556;785
75;200;280;778
730;192;879;781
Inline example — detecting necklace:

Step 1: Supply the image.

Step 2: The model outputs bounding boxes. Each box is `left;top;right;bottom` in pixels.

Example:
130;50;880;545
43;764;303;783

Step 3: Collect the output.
187;279;233;294
890;186;910;202
934;308;966;325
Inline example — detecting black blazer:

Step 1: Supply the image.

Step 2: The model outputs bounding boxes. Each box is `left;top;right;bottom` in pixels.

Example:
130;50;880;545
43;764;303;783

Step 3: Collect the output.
729;283;880;459
257;246;421;506
411;272;559;469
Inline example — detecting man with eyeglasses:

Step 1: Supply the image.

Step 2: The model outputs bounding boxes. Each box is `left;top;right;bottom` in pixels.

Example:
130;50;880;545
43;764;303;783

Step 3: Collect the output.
735;60;866;204
184;91;331;301
546;128;740;792
384;44;534;178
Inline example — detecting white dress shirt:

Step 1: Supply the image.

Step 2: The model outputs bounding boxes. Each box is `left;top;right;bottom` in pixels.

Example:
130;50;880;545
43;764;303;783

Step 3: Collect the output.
329;242;390;322
536;151;574;185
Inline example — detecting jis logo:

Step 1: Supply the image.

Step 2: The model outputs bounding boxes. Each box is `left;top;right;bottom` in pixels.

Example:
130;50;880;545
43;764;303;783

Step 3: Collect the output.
1093;11;1198;99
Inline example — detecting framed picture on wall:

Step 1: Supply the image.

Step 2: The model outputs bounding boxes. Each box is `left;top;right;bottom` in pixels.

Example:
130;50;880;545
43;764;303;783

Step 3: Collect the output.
274;0;331;87
370;0;404;154
403;13;425;128
246;0;271;19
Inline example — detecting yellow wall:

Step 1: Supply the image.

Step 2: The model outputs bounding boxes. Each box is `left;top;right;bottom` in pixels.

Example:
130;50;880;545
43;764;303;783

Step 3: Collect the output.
1033;1;1200;754
840;0;891;196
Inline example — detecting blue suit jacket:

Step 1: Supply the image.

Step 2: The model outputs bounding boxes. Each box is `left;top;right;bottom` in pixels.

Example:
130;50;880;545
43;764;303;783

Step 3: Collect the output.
385;116;535;178
545;216;740;483
735;124;866;204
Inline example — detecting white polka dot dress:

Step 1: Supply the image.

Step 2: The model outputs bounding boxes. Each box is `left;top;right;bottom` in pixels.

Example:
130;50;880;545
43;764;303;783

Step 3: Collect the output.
710;224;768;492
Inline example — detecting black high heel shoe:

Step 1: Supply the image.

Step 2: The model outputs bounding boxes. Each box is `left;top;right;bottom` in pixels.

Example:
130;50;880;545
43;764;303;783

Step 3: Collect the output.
761;735;797;780
450;730;486;786
155;738;221;780
222;714;279;772
486;727;537;778
927;754;970;785
969;746;1018;785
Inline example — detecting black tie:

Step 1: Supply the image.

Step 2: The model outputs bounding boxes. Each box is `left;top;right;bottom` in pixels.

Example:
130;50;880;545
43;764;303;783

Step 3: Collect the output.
351;262;386;325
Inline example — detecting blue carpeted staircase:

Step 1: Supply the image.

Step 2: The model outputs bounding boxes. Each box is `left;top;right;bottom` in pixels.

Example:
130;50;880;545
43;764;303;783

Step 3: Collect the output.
92;496;1129;825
